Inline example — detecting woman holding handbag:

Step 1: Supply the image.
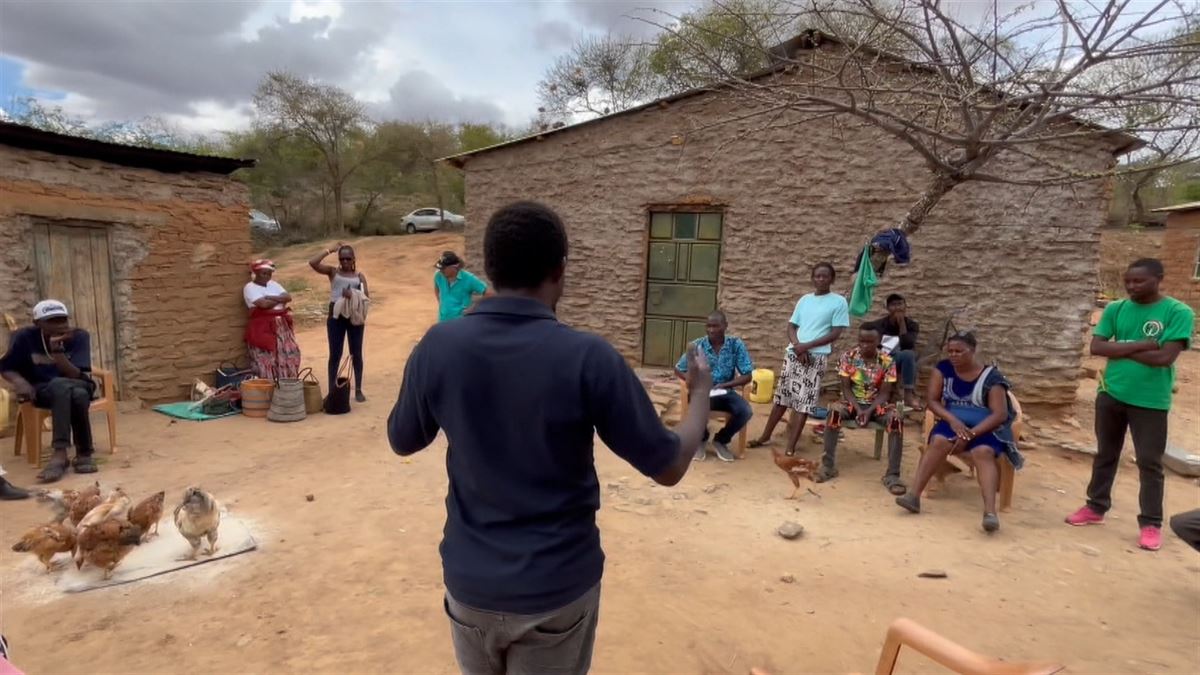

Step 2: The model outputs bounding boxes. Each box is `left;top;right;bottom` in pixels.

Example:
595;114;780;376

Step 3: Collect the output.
310;243;369;402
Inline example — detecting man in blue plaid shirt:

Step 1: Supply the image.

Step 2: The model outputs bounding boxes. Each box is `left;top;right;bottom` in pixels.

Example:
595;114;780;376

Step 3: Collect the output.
676;310;754;462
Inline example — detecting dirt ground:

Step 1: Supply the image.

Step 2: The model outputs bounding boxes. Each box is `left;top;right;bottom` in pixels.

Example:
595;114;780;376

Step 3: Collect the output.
2;232;1198;675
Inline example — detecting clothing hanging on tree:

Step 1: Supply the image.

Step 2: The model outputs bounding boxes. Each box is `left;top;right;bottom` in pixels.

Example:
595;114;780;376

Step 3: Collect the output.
853;227;912;276
849;244;878;317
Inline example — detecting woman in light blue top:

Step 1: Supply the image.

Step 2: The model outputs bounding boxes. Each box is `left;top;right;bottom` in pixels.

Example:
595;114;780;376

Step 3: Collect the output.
750;262;850;459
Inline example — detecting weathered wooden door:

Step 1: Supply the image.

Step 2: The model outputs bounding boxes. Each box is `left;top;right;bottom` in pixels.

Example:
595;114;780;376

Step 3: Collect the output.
32;223;119;382
642;211;723;367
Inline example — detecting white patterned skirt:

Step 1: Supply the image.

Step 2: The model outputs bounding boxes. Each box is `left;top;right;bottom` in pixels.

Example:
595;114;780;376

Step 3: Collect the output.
773;351;827;414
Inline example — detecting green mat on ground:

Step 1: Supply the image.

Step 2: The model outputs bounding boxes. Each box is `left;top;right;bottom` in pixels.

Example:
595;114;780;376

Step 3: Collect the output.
152;401;241;421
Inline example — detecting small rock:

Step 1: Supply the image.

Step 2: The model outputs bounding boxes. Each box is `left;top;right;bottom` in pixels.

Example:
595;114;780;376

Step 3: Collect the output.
806;609;816;615
703;483;729;494
606;482;621;490
1079;544;1101;557
672;493;688;500
777;521;805;540
918;570;948;579
619;476;630;483
236;635;253;648
694;509;708;515
305;494;315;502
780;574;795;584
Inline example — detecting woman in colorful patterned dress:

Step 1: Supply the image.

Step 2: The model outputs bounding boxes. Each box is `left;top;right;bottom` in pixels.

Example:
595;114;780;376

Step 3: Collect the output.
242;259;302;380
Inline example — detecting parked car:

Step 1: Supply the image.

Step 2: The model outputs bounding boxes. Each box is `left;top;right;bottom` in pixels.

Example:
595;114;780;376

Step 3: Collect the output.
249;209;281;232
401;208;465;233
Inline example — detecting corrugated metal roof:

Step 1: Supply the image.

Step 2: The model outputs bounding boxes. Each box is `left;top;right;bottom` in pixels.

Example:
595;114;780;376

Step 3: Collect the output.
0;121;254;174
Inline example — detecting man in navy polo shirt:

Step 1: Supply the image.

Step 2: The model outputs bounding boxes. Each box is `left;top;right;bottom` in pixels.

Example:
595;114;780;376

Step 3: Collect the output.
1;300;97;483
389;201;712;675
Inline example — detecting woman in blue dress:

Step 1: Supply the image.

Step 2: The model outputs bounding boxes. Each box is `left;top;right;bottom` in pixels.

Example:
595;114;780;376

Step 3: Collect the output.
896;331;1018;533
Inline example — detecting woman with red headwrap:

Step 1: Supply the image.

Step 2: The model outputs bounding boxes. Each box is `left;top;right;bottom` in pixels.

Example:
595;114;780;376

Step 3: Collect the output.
243;259;302;380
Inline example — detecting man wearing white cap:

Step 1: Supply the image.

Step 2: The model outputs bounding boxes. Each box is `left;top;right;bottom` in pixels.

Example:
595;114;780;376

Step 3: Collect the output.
0;300;97;483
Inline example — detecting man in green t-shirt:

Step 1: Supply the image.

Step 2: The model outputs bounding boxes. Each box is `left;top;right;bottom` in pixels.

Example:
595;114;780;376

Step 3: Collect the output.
1066;258;1195;551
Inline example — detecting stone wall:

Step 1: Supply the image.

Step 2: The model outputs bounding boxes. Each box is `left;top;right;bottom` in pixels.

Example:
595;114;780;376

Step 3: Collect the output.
461;88;1118;409
1161;211;1200;317
0;145;252;403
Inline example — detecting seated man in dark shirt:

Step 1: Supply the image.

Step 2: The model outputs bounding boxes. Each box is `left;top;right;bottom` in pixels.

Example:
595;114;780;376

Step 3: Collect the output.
0;300;98;483
868;293;922;410
388;201;711;675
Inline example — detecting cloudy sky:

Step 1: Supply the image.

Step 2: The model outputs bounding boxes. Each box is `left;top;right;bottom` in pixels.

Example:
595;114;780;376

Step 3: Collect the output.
0;0;698;134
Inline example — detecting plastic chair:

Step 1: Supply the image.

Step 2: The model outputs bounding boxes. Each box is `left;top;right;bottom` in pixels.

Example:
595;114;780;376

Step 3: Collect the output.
679;382;748;458
874;617;1063;675
13;369;118;468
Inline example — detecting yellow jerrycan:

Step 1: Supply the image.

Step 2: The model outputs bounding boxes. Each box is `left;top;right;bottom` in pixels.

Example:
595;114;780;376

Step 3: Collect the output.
749;368;775;404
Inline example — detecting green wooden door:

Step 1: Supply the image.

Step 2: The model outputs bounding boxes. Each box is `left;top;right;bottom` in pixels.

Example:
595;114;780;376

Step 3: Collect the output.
642;212;723;367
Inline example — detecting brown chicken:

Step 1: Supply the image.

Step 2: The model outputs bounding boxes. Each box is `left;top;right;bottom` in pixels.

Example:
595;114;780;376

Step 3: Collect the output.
75;487;131;568
12;522;77;572
173;487;221;560
128;491;165;542
75;517;143;578
771;448;818;499
67;481;103;525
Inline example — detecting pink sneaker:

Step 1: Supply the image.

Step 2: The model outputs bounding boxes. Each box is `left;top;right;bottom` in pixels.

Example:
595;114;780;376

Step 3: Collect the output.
1065;506;1105;526
1138;526;1162;551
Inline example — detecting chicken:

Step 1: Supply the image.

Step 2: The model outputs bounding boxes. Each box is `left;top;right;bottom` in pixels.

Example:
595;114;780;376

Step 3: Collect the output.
75;487;131;567
67;481;102;525
12;521;77;573
173;487;221;560
75;517;143;579
771;448;818;500
78;487;131;529
36;488;78;524
128;491;165;542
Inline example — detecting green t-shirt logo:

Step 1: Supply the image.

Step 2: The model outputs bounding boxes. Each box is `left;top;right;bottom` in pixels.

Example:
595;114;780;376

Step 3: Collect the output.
1142;320;1163;338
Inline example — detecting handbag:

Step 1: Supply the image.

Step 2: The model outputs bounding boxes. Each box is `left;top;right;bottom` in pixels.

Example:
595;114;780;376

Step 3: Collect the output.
299;368;324;415
215;360;254;390
323;357;352;415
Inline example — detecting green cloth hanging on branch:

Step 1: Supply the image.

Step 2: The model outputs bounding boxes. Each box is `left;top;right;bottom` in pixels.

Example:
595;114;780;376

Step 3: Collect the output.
849;244;878;317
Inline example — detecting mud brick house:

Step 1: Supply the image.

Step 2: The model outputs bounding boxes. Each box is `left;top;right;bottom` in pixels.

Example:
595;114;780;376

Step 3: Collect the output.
449;38;1140;409
0;122;255;403
1151;201;1200;320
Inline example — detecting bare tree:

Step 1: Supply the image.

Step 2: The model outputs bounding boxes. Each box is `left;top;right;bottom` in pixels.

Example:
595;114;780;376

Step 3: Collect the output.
1090;23;1200;223
647;0;1200;243
254;71;370;234
537;34;660;121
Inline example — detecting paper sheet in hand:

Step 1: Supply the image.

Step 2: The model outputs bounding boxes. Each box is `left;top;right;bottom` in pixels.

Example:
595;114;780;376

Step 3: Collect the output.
881;336;900;354
709;389;728;397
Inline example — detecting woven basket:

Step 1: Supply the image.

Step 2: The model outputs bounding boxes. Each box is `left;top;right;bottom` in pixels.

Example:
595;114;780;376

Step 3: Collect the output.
268;378;307;423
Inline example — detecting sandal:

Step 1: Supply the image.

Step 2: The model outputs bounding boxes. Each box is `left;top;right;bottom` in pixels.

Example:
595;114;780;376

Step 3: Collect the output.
883;475;907;496
73;454;99;474
37;456;70;483
813;466;839;483
748;439;770;449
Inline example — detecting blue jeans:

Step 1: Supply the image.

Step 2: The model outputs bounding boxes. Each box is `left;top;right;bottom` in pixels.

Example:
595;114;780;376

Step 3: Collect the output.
706;392;753;444
893;349;918;390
